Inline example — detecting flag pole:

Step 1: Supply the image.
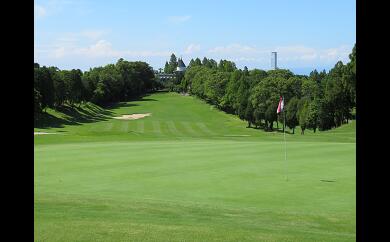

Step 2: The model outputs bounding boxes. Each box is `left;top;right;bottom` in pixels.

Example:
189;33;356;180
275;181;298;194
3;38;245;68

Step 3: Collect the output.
283;98;288;181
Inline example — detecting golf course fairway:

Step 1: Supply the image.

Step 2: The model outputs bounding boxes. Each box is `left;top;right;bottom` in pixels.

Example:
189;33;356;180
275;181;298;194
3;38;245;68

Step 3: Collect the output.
34;92;356;241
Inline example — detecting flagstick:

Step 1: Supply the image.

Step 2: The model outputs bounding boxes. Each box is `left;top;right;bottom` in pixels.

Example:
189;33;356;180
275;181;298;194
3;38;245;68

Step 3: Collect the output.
284;106;288;181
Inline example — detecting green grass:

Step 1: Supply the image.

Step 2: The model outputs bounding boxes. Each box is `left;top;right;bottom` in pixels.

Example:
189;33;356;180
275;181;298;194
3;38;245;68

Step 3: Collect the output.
34;92;355;241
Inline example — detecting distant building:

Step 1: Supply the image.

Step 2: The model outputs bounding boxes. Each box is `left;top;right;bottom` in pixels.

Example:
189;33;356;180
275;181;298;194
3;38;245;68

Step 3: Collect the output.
155;56;186;83
271;52;277;70
176;58;186;72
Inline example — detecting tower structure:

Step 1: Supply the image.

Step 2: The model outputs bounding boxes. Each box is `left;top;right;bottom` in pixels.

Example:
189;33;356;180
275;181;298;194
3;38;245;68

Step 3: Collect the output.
271;52;277;70
176;58;186;72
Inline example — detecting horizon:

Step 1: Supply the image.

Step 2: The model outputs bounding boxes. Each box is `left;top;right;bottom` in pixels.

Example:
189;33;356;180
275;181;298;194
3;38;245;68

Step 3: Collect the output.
34;0;355;75
34;55;331;76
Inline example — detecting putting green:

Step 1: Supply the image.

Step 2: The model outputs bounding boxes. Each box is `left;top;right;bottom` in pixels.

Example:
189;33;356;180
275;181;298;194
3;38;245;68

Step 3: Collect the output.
34;92;355;241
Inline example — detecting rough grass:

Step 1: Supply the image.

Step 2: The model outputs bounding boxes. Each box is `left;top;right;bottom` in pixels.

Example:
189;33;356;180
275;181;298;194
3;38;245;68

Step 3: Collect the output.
34;92;355;241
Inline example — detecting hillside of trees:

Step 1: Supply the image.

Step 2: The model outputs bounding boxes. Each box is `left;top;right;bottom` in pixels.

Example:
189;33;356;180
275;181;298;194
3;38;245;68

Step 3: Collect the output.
168;44;356;133
34;58;160;113
35;44;356;133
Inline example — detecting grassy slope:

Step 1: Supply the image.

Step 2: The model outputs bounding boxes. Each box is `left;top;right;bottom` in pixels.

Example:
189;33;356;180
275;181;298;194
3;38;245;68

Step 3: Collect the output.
34;92;355;241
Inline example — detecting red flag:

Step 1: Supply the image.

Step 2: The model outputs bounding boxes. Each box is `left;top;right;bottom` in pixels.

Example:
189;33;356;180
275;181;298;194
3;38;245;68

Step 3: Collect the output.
277;96;284;114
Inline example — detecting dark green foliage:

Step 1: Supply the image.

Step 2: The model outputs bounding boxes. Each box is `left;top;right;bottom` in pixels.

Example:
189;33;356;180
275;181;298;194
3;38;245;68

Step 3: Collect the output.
163;54;178;74
164;61;170;73
221;70;243;113
285;97;300;134
34;88;42;113
218;59;237;72
194;58;202;66
34;59;156;110
59;69;85;106
298;99;309;134
34;66;55;111
52;72;66;106
177;44;356;133
203;71;229;107
202;57;210;67
265;102;278;131
188;59;195;68
318;98;335;131
34;44;356;134
168;53;178;73
248;69;268;88
302;77;319;100
244;102;254;128
306;100;320;132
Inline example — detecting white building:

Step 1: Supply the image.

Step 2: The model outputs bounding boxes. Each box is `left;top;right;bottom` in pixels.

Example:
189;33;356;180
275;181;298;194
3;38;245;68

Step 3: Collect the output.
176;58;186;72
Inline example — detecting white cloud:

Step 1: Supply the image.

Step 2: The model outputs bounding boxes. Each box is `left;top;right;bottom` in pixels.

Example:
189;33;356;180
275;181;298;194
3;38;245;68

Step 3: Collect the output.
208;44;261;55
40;40;171;59
52;47;66;58
318;46;351;63
34;0;92;19
274;45;318;61
78;40;117;57
35;4;46;18
54;30;108;43
168;15;191;23
232;57;266;62
184;44;201;54
80;30;107;40
205;43;353;69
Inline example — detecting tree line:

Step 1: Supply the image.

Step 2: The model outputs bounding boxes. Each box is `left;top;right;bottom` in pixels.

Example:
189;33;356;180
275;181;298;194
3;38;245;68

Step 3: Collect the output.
34;58;159;112
35;44;356;133
170;44;355;133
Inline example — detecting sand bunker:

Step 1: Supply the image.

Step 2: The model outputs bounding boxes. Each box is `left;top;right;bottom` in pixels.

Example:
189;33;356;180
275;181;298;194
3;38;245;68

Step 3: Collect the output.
113;113;151;120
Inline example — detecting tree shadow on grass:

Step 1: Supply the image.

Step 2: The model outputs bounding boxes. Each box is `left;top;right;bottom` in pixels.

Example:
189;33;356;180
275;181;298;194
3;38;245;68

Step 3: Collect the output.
34;92;164;129
245;125;294;134
274;129;294;134
103;94;158;110
128;93;158;102
103;102;139;110
34;104;116;129
34;94;162;129
34;112;77;129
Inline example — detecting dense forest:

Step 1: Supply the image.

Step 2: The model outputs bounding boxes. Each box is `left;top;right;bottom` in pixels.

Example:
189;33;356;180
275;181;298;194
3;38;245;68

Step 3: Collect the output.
34;44;355;133
166;44;356;133
34;58;160;113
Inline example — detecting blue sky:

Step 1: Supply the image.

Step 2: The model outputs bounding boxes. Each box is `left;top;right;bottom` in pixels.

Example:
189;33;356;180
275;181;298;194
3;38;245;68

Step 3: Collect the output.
34;0;356;75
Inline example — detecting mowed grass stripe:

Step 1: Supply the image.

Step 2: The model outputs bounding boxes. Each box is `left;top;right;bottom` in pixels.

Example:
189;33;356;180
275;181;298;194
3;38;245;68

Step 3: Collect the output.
137;121;144;133
35;139;355;241
34;92;355;241
152;121;162;135
88;121;111;132
166;121;184;136
103;122;113;132
195;122;217;136
180;121;200;137
120;121;129;133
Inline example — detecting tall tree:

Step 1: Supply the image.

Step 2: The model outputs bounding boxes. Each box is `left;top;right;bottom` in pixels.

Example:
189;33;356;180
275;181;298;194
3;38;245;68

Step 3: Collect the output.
244;101;254;128
298;99;309;134
306;99;320;133
51;68;66;107
35;66;55;111
285;97;299;134
168;53;178;73
164;61;170;73
194;58;202;66
202;57;210;67
34;88;42;112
